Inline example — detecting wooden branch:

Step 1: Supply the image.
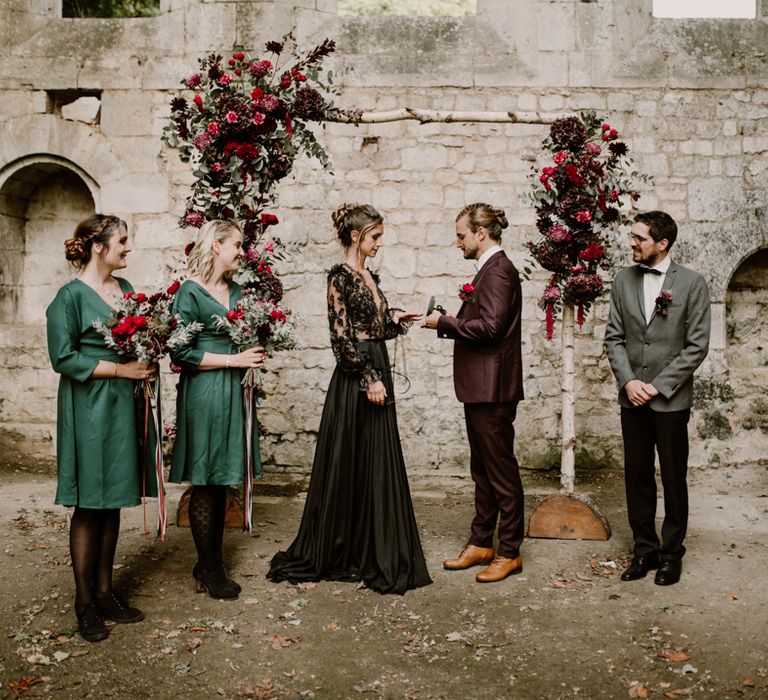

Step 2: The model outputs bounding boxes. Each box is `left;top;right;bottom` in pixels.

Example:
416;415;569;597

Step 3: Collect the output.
326;108;562;125
560;303;576;495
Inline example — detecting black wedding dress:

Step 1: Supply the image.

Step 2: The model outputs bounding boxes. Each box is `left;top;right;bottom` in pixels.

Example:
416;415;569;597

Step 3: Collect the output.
267;264;431;594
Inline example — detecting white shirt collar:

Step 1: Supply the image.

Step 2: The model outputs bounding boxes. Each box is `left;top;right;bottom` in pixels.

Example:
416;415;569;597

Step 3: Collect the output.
477;244;503;271
651;256;672;274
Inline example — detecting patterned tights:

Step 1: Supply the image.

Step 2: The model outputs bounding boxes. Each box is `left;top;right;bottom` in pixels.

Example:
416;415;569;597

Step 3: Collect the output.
189;485;227;572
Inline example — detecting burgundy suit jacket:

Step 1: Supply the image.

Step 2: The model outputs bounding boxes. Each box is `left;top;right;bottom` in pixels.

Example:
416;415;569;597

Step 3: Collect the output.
437;250;524;404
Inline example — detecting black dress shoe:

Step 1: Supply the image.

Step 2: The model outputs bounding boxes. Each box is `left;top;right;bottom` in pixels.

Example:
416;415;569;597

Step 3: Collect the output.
621;552;661;581
193;567;240;599
95;592;145;624
75;603;109;643
654;560;682;586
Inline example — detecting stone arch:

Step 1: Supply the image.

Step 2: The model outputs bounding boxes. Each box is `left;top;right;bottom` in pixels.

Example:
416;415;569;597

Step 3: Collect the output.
724;245;768;446
0;156;97;324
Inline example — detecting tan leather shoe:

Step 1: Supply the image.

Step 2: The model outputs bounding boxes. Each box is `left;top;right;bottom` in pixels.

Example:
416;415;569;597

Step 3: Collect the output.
443;545;495;570
475;555;523;583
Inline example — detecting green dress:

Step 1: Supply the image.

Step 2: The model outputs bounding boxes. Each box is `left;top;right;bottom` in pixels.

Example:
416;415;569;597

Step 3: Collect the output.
46;278;157;509
169;280;262;485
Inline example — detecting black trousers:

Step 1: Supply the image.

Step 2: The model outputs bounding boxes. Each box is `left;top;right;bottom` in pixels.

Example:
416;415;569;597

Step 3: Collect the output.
620;405;691;561
464;401;524;558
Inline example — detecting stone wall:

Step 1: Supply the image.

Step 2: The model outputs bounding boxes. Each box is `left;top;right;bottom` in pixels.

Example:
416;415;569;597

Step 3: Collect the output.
1;0;766;473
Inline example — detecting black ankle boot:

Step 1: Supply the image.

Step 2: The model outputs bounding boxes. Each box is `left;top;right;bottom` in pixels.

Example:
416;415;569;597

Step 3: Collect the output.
192;566;240;599
95;591;144;623
75;602;109;643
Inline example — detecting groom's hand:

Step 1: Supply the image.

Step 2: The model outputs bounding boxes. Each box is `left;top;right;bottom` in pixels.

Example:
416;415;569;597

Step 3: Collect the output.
625;379;656;406
422;310;443;330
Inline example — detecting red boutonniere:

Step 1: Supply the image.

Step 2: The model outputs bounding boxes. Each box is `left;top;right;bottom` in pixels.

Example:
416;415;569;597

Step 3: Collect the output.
655;290;673;316
458;283;475;303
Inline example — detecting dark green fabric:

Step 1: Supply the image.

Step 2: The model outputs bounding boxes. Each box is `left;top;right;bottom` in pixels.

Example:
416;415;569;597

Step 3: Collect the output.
47;278;158;508
169;280;262;485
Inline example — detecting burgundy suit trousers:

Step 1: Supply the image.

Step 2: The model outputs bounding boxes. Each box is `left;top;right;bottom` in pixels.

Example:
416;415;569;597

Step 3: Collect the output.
464;401;524;558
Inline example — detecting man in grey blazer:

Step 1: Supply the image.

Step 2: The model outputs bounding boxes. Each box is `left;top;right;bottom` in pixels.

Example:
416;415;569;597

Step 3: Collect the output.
605;210;710;586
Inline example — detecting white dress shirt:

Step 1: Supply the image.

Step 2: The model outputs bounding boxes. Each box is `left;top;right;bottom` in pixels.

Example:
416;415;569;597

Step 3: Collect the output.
643;255;672;323
477;244;503;272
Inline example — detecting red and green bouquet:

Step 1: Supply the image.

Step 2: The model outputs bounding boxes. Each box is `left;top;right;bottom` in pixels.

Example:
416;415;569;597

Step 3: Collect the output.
93;281;203;366
524;112;651;339
214;288;298;388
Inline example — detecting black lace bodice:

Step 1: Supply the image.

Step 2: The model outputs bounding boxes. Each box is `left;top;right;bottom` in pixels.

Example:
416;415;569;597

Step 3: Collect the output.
327;264;409;386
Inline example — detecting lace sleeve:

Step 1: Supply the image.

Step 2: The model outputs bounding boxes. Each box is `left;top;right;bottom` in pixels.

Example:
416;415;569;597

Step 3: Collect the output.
384;306;411;339
327;269;380;388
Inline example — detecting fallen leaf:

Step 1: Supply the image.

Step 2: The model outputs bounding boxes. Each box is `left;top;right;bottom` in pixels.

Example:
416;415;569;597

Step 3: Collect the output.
552;580;569;589
24;653;50;666
663;689;693;698
186;637;203;652
326;620;339;631
165;629;181;639
445;632;463;642
629;681;649;698
659;650;690;662
9;677;45;698
724;592;738;601
743;679;755;687
52;651;70;662
261;635;300;649
590;559;598;569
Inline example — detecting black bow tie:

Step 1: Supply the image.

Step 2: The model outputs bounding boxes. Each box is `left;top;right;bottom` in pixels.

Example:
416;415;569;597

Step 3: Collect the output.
639;265;663;275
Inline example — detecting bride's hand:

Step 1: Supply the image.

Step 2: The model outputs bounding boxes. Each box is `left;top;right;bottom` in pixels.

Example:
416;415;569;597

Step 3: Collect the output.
366;380;387;406
393;310;423;324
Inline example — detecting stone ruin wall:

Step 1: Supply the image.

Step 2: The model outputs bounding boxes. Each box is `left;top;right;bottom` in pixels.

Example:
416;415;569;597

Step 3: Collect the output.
1;0;766;476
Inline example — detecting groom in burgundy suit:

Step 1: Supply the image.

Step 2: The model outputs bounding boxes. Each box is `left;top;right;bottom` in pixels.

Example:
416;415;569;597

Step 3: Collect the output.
423;203;525;583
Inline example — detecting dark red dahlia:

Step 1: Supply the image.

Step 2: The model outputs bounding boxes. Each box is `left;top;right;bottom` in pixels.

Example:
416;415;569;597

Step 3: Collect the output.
550;116;588;151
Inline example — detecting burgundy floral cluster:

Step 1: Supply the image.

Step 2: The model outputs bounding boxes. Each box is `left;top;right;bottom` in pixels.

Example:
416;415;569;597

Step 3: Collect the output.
162;35;340;278
525;112;649;339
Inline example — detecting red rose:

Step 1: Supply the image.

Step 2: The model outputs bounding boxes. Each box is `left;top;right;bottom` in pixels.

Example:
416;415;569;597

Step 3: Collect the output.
193;94;203;109
226;309;244;322
553;151;568;165
234;68;242;76
251;87;263;99
135;293;147;304
233;52;245;61
228;59;236;66
280;73;291;89
270;309;287;323
461;283;474;294
123;292;134;299
134;316;148;329
219;75;232;86
261;213;278;228
167;280;181;295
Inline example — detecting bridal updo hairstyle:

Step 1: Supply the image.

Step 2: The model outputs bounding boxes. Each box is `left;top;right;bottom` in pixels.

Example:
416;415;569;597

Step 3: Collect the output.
331;203;383;248
64;214;126;269
457;202;509;242
187;219;241;283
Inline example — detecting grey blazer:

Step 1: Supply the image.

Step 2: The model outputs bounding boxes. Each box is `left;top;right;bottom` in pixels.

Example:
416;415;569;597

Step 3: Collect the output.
604;260;711;412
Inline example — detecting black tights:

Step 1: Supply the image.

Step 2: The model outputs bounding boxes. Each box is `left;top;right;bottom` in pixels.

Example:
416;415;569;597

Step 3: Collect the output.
189;485;227;572
69;507;121;609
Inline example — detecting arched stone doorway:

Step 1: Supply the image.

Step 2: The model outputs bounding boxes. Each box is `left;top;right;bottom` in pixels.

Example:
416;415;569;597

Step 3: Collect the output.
0;156;96;451
725;247;768;455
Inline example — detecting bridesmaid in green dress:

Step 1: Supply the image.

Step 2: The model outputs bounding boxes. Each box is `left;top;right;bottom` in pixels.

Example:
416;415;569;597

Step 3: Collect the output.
170;219;266;599
46;214;157;642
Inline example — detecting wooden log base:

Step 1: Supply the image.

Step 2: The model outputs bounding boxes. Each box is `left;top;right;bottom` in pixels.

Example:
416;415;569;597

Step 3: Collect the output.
176;486;247;530
527;493;611;541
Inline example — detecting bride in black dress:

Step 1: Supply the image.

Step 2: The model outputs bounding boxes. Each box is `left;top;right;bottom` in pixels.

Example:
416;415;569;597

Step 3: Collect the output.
268;203;432;594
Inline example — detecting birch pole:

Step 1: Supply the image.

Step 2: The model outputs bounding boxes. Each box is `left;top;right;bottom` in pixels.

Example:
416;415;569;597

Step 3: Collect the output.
328;108;562;125
560;303;576;495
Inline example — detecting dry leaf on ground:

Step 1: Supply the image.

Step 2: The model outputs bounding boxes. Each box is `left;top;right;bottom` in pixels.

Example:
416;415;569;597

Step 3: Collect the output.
261;635;300;649
629;681;649;698
659;650;690;662
663;689;693;698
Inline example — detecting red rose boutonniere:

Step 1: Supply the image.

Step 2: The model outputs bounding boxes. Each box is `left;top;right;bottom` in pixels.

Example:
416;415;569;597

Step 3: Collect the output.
655;290;673;316
459;283;475;303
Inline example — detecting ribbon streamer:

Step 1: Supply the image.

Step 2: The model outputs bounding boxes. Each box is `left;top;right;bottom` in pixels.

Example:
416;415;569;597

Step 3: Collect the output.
242;386;255;532
141;378;167;541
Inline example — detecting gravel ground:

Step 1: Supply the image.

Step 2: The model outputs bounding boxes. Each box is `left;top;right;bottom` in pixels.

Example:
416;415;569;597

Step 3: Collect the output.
0;461;766;700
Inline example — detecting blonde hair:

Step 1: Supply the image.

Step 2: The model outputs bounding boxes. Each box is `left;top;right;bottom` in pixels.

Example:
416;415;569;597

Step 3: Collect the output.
186;219;241;282
456;203;509;242
331;203;383;248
